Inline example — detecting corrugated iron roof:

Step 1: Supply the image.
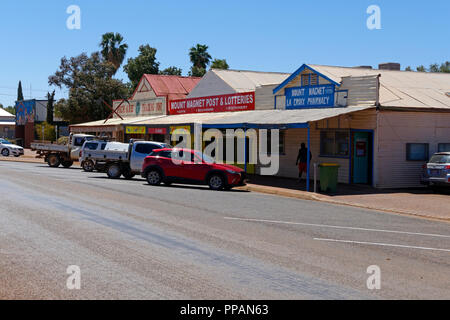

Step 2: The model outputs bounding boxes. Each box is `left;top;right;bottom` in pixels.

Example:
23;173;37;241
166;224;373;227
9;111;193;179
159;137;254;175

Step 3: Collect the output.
309;64;450;109
132;106;374;127
0;108;15;118
143;74;201;97
69;115;166;128
211;69;290;92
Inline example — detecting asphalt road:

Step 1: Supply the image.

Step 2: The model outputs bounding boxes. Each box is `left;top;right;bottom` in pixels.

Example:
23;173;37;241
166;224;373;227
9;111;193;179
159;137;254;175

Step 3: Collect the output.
0;161;449;299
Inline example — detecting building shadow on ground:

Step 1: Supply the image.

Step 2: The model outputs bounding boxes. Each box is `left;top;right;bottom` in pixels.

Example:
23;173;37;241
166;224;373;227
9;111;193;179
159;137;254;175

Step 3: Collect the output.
246;174;449;196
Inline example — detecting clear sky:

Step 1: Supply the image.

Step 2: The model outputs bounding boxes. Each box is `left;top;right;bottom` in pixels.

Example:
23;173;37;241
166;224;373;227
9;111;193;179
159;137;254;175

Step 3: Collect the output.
0;0;448;107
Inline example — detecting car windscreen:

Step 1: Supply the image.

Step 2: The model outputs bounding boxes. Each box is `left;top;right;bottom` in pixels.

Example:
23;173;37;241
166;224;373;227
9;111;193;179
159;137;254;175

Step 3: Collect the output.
0;140;11;144
429;154;450;164
195;151;215;164
150;150;172;158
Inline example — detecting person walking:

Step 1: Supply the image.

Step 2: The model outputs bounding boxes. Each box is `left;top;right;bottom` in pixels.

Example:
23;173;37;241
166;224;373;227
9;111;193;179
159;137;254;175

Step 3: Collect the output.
295;143;312;181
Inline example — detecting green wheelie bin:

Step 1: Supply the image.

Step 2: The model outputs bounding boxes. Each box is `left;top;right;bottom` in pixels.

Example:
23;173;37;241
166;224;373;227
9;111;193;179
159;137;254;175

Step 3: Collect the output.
319;163;340;193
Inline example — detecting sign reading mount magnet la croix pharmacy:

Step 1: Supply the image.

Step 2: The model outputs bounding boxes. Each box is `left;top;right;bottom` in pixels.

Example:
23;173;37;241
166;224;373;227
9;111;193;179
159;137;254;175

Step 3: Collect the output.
285;84;335;109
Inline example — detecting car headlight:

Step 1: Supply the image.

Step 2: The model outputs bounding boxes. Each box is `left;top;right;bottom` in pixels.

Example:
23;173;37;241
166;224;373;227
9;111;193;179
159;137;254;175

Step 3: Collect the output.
226;170;239;174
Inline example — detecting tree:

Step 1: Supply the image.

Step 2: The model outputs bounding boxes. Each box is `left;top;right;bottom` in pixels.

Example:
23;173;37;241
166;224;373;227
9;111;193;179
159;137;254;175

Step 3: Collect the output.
188;66;206;77
438;61;450;73
17;81;24;101
159;66;182;76
211;58;229;70
414;62;450;73
100;32;128;75
46;90;56;124
189;44;212;77
123;44;160;89
405;66;412;71
416;65;426;72
3;105;16;115
49;52;129;124
35;122;56;142
429;63;440;73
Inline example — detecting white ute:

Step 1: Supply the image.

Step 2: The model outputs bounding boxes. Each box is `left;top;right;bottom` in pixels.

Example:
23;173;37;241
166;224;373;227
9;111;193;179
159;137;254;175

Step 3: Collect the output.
31;133;95;168
82;140;171;179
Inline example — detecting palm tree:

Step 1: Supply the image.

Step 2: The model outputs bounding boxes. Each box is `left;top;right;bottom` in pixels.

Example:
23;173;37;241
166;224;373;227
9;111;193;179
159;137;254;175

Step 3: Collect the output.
189;44;212;69
100;32;128;74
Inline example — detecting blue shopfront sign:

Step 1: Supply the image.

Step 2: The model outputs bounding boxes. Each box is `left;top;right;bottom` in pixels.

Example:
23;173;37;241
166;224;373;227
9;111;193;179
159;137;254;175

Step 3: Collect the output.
285;84;335;109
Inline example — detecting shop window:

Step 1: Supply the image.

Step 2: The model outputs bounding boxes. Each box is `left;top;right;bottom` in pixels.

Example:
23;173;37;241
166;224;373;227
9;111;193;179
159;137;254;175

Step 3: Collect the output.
438;143;450;152
320;130;349;157
267;130;285;155
406;143;429;161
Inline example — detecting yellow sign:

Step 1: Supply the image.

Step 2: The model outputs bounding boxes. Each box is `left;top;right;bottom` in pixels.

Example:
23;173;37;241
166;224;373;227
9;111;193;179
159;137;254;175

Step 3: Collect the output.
126;126;146;134
170;125;191;134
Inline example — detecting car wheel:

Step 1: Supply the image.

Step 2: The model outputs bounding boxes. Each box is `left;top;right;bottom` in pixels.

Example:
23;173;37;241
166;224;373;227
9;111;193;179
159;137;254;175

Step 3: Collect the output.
62;160;73;168
47;154;60;167
208;174;225;190
1;148;10;157
106;163;122;179
146;170;162;185
122;167;135;180
82;160;95;172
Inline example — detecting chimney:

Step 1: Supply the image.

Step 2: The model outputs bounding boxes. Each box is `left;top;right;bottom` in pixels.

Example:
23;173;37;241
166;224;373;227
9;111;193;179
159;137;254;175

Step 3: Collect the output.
378;62;401;71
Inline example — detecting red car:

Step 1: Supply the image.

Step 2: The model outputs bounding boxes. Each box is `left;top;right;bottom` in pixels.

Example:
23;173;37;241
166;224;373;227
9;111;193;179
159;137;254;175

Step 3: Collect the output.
141;148;247;190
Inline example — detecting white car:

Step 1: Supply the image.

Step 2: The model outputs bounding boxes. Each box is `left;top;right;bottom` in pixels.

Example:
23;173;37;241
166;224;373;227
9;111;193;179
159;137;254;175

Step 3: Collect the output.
0;138;24;157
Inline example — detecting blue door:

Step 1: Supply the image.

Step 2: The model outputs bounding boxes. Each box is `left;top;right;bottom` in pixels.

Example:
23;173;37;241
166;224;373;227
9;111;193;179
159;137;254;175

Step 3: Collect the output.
352;132;370;184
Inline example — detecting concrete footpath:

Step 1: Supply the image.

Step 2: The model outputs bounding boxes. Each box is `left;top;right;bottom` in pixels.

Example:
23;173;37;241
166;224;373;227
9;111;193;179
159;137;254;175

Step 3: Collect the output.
241;175;450;222
1;150;449;222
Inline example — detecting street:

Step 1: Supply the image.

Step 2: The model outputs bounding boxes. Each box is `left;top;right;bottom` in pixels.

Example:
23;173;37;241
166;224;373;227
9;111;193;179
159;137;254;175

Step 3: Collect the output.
0;161;449;299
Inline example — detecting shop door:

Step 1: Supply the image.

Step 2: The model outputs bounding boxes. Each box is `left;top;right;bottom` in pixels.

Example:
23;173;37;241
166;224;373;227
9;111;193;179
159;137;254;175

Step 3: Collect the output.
352;132;371;184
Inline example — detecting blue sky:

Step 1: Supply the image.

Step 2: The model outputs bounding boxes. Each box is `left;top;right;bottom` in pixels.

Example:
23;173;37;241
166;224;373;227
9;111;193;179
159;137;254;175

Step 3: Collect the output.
0;0;449;107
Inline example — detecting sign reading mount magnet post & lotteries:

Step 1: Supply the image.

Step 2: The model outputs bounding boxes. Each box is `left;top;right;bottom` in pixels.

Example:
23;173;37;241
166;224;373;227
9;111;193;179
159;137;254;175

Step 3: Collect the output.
169;92;255;115
285;84;335;109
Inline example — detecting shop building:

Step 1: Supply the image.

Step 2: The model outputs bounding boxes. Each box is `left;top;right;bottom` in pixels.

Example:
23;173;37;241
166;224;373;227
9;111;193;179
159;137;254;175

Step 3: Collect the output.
0;108;15;139
14;99;68;147
70;65;450;189
70;74;201;141
269;63;450;188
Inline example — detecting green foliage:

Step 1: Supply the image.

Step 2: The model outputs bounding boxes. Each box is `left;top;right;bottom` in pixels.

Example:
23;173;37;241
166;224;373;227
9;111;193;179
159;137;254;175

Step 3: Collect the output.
49;52;129;124
188;66;207;77
159;66;182;76
46;90;56;124
405;66;412;71
211;58;229;70
57;136;69;145
100;32;128;75
1;105;16;115
123;44;160;89
189;44;211;77
415;62;449;73
416;65;426;72
438;61;450;73
17;81;24;101
35;122;56;142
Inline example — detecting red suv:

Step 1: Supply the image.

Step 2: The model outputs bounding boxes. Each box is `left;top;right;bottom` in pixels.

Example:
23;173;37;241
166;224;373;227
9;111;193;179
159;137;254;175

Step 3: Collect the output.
141;148;247;190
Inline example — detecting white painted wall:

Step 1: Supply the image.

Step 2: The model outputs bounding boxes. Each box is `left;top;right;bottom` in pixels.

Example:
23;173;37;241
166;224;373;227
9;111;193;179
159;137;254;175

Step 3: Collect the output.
187;71;236;98
377;111;450;188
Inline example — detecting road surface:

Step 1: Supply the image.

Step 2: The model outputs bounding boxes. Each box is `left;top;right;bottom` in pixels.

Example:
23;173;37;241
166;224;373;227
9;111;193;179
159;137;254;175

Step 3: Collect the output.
0;161;449;299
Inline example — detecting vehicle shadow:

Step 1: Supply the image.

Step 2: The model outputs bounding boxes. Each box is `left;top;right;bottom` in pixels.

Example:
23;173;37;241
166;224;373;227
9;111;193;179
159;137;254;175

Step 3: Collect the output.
35;165;82;170
143;183;250;193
